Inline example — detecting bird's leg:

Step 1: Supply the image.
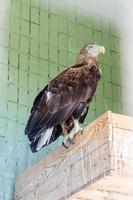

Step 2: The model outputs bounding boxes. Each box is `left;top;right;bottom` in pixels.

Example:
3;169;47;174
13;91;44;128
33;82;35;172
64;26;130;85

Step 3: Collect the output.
61;123;69;149
68;118;82;144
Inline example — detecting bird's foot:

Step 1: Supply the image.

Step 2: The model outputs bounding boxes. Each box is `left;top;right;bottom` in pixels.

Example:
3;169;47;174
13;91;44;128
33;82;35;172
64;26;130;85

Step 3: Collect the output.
68;126;83;143
68;137;75;144
62;126;82;148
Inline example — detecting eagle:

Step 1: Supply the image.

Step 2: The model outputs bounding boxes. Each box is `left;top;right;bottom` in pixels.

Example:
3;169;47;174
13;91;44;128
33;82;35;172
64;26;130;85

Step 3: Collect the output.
25;43;105;152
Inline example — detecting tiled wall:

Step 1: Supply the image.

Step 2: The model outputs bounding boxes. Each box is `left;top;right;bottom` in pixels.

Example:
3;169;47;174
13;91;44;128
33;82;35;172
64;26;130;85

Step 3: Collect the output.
0;0;122;199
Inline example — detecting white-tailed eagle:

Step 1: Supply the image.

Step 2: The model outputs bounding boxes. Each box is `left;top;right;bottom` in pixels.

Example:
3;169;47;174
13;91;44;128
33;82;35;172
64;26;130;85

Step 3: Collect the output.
25;43;105;152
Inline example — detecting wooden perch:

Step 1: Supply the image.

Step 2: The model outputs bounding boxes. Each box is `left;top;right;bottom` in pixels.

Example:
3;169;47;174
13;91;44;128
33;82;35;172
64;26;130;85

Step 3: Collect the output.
14;111;133;200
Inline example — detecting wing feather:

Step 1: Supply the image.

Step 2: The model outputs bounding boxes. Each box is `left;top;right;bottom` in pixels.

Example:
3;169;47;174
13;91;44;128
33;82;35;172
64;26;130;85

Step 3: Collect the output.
25;60;101;143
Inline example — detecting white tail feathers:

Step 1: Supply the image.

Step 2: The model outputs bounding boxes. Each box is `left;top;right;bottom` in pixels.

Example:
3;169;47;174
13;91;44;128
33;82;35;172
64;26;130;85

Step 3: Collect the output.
36;127;54;151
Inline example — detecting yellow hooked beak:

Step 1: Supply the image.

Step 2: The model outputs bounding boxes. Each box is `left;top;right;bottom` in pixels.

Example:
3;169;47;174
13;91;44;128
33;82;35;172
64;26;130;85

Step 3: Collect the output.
99;46;105;54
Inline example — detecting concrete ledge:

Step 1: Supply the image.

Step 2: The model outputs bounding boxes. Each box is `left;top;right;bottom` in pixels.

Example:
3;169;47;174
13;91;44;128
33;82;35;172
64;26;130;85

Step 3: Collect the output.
14;111;133;200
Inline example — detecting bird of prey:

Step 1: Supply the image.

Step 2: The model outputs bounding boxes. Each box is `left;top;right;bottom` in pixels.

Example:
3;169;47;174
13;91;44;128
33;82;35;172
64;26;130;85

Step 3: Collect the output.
25;43;105;152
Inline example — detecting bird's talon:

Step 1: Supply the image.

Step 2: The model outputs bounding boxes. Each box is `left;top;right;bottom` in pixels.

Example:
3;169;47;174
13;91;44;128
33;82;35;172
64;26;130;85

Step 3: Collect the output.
68;137;75;144
79;127;83;132
81;129;83;135
62;142;69;149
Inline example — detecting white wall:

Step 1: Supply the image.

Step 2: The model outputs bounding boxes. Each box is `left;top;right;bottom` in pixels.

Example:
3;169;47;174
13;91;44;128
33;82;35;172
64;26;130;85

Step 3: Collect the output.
116;0;133;116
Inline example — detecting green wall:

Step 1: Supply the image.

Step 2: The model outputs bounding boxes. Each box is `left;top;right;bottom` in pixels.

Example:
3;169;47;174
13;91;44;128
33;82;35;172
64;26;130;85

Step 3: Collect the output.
0;0;122;199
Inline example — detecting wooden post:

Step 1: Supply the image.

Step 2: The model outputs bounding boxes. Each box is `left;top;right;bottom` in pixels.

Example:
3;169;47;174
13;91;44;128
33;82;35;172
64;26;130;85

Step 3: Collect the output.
14;111;133;200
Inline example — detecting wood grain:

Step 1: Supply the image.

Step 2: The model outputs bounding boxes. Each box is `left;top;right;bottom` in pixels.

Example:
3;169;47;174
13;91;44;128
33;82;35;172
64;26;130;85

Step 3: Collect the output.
68;173;133;200
14;111;133;200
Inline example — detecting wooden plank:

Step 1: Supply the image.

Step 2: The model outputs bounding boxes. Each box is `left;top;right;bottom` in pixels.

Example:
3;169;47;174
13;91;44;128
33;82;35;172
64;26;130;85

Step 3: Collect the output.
68;174;133;200
112;128;133;177
68;115;133;200
14;111;113;200
14;111;133;200
112;113;133;131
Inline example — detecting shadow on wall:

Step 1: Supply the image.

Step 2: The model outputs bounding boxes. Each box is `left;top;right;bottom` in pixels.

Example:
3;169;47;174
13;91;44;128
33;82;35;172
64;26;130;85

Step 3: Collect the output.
0;0;122;199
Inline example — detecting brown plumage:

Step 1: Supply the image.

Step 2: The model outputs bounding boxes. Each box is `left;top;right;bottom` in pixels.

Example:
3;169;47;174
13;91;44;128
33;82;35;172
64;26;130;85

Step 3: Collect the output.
25;43;105;152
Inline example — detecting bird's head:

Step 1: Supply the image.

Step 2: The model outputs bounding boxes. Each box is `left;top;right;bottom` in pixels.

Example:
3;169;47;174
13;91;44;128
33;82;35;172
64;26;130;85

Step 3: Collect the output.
84;43;105;57
77;43;105;64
